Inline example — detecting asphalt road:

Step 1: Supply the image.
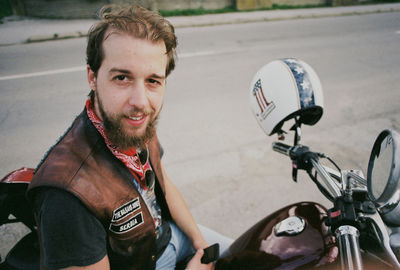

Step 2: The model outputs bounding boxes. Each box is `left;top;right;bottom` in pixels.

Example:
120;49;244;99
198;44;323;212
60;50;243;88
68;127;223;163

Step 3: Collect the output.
1;11;400;258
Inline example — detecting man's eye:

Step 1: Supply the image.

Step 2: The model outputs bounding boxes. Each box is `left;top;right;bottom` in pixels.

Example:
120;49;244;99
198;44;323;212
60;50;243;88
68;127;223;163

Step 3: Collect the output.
148;79;160;85
115;75;127;81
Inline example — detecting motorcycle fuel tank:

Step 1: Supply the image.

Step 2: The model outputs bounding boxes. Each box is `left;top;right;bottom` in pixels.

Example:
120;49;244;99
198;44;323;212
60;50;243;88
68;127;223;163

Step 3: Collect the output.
216;202;337;270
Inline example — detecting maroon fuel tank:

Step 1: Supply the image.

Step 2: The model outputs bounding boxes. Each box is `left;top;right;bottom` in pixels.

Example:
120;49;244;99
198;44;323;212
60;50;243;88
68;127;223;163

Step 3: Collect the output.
216;202;338;270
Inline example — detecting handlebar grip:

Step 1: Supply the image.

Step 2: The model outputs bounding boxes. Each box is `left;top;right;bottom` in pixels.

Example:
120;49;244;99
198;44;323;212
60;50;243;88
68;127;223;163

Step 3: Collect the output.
272;142;292;156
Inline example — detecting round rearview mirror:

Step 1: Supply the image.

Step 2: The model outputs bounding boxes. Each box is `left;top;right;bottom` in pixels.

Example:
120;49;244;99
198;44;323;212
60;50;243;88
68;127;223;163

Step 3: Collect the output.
367;129;400;225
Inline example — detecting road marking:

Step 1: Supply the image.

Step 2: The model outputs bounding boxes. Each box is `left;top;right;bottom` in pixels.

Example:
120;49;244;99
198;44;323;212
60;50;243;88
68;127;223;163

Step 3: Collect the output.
0;66;86;81
0;49;240;81
396;30;400;34
179;51;217;58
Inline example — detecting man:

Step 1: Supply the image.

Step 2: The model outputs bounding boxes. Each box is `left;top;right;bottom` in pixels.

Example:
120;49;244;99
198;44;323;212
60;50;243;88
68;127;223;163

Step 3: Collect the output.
28;5;226;270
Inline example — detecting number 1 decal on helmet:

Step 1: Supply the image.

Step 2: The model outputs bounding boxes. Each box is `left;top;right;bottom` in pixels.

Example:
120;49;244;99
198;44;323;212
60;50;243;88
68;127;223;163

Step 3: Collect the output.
249;58;324;136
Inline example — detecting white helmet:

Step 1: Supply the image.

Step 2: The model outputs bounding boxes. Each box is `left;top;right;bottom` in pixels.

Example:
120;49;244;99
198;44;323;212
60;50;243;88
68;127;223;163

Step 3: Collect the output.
250;58;324;136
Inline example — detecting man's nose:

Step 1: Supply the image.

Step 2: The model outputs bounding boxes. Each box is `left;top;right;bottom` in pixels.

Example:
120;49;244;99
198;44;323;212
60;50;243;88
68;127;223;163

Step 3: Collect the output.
128;81;148;110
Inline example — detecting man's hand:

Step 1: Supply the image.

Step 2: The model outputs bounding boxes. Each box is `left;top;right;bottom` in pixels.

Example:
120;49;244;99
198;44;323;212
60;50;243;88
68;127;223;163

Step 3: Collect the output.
186;249;214;270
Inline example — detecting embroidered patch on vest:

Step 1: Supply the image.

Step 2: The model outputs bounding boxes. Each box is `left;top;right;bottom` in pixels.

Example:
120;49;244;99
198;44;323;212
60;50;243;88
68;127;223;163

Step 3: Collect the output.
111;198;141;222
110;212;144;234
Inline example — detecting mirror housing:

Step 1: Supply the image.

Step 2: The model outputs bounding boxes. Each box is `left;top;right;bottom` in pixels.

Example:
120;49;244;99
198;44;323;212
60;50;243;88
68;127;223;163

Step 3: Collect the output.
367;129;400;225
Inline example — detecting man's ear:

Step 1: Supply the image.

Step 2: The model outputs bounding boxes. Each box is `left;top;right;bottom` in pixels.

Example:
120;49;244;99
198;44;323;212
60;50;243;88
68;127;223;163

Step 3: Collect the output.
87;65;96;91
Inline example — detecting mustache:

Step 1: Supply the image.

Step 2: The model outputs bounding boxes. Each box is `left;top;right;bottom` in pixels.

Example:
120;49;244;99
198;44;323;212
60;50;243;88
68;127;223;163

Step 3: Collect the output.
124;103;163;119
125;108;153;117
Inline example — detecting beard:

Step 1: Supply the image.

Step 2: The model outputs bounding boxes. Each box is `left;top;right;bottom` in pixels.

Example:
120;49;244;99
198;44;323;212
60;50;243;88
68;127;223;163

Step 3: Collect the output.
95;92;159;150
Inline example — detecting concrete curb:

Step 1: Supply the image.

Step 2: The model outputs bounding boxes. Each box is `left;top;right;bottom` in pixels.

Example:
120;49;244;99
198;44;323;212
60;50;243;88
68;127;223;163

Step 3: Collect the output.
3;3;400;45
26;31;87;43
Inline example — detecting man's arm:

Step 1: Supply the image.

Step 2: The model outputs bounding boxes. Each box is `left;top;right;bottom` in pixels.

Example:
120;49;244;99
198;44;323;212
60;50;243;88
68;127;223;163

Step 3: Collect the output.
161;163;215;269
161;162;208;250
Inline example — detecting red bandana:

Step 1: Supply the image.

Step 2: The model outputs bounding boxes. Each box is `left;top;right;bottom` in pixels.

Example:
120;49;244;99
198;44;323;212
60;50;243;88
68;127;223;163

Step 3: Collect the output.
85;98;150;190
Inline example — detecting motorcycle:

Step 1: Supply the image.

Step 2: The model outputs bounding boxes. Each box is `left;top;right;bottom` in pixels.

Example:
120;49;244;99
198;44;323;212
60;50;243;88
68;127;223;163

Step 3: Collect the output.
0;167;39;270
214;127;400;270
214;58;400;270
1;58;400;270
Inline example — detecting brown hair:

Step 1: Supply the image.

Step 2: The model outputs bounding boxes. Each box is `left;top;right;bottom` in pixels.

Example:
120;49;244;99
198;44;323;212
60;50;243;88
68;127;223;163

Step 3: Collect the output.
86;5;177;77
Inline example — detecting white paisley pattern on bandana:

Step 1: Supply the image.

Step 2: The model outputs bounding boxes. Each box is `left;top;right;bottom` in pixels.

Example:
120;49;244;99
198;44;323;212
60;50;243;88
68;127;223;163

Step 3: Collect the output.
85;98;151;191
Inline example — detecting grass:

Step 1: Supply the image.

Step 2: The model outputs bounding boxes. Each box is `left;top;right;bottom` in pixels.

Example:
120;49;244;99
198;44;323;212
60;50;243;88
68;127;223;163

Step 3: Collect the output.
159;4;329;17
0;0;13;20
271;3;329;9
159;6;237;17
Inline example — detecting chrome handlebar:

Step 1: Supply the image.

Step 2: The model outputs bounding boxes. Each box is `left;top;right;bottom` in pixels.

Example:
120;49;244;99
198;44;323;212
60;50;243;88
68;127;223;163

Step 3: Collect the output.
271;141;390;270
310;158;342;197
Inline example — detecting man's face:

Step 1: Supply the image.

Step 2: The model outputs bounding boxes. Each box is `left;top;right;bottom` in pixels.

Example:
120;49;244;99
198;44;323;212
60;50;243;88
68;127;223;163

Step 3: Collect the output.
87;31;167;150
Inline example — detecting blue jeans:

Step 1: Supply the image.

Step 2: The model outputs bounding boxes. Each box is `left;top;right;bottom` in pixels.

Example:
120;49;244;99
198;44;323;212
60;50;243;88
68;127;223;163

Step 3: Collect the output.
156;222;195;270
156;223;233;270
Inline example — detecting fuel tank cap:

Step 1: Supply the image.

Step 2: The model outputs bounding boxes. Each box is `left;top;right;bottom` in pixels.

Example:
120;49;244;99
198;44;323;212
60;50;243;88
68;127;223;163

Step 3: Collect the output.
274;216;306;236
